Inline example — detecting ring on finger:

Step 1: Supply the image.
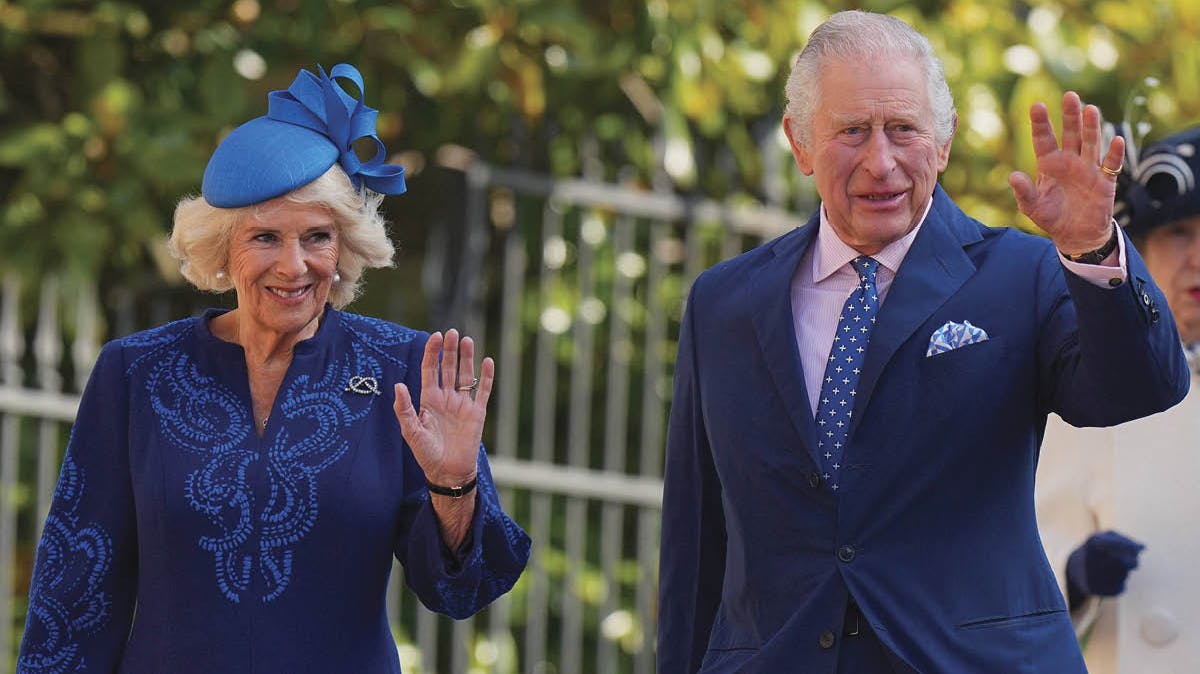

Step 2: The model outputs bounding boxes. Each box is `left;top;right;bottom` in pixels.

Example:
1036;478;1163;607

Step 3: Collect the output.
1100;163;1122;177
456;377;479;392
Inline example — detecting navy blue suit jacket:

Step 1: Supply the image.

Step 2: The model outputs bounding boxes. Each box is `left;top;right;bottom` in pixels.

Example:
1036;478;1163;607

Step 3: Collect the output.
657;187;1190;673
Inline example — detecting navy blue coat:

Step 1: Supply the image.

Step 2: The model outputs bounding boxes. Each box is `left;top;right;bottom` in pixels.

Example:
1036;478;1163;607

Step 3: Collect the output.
657;187;1190;673
18;307;530;673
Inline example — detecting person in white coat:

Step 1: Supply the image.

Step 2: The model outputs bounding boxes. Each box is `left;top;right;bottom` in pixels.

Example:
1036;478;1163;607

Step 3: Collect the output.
1036;123;1200;674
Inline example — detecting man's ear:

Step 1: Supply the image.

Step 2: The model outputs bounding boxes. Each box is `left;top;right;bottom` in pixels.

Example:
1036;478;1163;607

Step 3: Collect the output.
783;117;814;176
936;113;958;172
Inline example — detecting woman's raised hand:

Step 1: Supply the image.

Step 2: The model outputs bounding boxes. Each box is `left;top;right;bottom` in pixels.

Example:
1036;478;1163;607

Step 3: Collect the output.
393;329;495;489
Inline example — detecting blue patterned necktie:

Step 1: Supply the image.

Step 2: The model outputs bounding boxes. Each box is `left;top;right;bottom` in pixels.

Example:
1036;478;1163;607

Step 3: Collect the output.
815;256;881;492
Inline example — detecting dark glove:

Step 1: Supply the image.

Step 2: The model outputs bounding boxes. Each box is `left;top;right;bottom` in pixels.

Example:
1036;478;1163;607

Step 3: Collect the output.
1065;530;1145;610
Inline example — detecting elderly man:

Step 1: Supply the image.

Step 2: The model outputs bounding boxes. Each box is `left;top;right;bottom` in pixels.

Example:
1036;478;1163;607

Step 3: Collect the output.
1036;123;1200;673
657;10;1190;674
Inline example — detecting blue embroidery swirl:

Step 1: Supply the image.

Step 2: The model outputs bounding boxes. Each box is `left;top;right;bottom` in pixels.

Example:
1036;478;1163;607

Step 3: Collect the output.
18;455;113;674
147;349;256;602
258;358;371;601
146;312;411;604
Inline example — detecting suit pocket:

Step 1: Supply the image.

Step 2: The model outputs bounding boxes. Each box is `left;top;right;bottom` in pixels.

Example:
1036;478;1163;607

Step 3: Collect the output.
698;646;760;673
919;337;1011;418
957;607;1065;631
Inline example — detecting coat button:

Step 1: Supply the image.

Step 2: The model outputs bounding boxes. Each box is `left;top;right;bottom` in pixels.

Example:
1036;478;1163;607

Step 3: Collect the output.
838;545;856;562
1140;608;1179;646
1142;290;1152;305
808;471;821;488
1107;277;1123;287
819;630;836;649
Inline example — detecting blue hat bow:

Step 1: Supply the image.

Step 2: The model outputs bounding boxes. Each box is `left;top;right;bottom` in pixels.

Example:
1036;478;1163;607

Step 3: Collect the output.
202;63;406;208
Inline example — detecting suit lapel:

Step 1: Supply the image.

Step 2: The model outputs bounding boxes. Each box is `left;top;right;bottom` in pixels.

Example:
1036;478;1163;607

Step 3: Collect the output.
749;218;821;455
852;187;982;430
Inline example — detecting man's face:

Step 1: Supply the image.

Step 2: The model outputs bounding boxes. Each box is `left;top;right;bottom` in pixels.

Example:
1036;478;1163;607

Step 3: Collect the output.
1140;216;1200;343
785;56;953;255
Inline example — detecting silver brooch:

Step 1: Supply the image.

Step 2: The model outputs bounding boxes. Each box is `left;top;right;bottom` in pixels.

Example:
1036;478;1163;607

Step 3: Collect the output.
345;375;382;396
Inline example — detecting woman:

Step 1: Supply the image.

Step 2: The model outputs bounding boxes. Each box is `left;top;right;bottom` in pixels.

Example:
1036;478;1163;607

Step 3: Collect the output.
17;64;530;673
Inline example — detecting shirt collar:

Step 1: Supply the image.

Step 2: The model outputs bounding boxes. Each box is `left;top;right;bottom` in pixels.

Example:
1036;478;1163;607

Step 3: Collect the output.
812;195;934;283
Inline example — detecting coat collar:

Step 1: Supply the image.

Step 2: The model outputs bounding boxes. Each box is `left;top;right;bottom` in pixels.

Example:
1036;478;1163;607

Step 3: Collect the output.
850;185;982;435
746;185;982;455
748;213;821;452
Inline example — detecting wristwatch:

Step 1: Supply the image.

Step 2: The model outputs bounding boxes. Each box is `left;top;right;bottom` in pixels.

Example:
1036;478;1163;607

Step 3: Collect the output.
1061;221;1119;265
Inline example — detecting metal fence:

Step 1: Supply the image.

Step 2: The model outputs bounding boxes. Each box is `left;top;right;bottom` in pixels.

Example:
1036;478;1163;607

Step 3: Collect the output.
0;161;808;673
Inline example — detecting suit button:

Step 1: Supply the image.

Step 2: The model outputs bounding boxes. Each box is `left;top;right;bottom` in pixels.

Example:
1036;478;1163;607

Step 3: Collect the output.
819;630;836;649
808;471;821;488
1107;276;1123;287
838;545;856;562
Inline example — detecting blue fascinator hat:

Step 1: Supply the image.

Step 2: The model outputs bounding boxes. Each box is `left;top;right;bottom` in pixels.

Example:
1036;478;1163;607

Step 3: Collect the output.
201;63;407;208
1112;123;1200;238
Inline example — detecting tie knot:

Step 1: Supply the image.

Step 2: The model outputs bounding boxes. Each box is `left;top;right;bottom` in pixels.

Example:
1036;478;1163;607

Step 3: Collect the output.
853;256;879;284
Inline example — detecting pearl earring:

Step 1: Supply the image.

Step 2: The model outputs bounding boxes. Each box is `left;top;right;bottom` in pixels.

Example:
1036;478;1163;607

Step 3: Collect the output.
215;270;226;280
333;272;341;283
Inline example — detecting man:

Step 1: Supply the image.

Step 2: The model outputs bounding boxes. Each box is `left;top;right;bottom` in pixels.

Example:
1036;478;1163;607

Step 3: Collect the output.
657;10;1190;674
1036;123;1200;673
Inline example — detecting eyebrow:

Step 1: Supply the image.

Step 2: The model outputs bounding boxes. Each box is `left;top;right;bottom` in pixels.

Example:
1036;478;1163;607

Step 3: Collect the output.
828;110;924;128
829;113;868;127
241;224;336;236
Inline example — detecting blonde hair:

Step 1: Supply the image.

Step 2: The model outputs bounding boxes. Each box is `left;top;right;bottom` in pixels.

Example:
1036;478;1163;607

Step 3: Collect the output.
169;165;395;308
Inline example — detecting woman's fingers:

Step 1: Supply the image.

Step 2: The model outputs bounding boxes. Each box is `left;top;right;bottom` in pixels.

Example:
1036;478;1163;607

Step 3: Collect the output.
458;335;477;392
393;382;421;441
475;357;496;409
421;331;443;396
440;328;460;391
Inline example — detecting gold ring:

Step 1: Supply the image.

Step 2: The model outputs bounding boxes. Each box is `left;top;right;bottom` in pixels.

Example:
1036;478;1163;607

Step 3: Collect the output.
1100;164;1122;177
456;377;479;392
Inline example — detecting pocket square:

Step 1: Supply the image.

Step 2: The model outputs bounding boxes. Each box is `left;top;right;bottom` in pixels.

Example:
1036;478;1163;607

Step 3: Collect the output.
926;320;989;357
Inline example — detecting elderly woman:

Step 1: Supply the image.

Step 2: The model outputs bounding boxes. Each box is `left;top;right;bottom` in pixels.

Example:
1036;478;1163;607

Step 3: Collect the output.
17;64;530;673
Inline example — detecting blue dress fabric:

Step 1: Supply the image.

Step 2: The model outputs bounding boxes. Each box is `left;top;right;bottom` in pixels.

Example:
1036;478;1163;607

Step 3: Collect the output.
17;306;531;673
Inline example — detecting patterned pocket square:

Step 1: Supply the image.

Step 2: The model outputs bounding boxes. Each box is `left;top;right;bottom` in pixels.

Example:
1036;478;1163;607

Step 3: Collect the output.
926;320;989;357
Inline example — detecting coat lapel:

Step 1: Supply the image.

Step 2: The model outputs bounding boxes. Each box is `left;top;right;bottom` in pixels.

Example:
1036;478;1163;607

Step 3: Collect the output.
852;187;982;429
749;217;821;456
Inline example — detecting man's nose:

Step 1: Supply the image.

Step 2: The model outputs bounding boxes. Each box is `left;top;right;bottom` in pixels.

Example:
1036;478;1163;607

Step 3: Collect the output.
862;131;897;177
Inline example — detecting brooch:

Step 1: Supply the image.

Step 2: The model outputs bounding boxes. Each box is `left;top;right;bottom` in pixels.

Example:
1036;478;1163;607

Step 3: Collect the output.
345;375;382;396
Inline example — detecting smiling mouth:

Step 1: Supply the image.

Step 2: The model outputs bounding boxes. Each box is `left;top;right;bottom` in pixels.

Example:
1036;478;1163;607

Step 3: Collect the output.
862;192;904;201
267;285;312;299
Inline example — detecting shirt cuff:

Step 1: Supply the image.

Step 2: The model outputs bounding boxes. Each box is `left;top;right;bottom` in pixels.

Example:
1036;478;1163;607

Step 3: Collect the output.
1059;228;1128;288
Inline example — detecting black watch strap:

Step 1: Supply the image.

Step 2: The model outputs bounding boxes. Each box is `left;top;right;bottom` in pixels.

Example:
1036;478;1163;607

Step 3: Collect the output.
427;477;478;498
1061;221;1120;265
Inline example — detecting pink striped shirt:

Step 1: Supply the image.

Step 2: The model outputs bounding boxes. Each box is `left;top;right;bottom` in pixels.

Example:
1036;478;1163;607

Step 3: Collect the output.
790;203;1127;415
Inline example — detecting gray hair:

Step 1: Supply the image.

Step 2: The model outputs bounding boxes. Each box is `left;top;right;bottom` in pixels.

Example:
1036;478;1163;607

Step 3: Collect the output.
169;165;395;309
784;10;956;149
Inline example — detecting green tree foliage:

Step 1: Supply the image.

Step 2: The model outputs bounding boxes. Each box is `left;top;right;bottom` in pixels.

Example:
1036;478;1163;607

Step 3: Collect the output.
2;0;1199;286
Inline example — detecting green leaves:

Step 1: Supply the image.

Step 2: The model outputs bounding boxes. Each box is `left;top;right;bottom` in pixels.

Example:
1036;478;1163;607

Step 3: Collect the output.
4;0;1200;285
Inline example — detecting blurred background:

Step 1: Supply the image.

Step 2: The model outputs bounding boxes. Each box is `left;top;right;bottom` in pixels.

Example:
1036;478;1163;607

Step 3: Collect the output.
1;0;1198;672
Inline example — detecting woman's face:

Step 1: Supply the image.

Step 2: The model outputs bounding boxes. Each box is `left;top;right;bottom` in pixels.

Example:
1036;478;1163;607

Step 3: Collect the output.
1140;215;1200;344
227;199;339;338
